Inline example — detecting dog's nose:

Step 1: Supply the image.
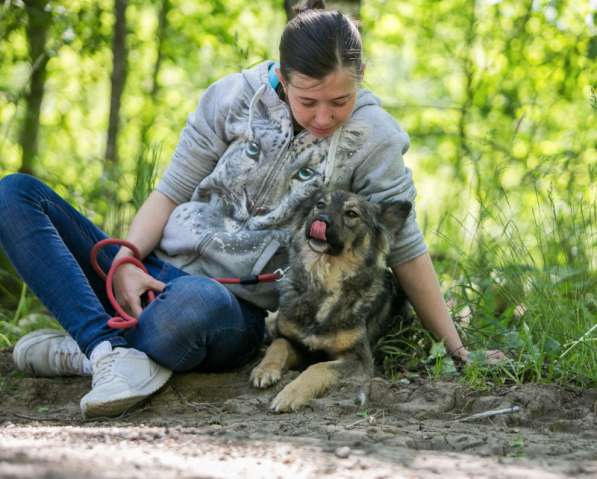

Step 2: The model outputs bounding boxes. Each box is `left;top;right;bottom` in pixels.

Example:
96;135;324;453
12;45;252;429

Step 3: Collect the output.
316;214;331;225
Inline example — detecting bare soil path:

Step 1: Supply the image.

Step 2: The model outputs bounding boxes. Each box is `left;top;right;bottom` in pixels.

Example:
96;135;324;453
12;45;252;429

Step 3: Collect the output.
1;349;596;478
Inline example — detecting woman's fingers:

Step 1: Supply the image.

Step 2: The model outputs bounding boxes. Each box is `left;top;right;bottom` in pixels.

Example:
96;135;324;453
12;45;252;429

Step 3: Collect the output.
485;349;507;364
455;348;507;365
111;264;164;318
128;296;144;319
150;278;166;293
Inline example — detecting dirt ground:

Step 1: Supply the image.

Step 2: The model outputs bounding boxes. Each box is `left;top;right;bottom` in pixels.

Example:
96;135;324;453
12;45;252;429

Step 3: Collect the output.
0;348;596;479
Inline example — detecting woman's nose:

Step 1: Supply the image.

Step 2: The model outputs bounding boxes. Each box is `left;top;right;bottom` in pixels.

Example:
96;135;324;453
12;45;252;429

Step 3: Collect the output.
314;106;334;127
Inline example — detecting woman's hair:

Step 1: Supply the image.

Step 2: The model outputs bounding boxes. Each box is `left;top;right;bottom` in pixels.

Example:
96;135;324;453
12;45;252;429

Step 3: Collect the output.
279;0;362;83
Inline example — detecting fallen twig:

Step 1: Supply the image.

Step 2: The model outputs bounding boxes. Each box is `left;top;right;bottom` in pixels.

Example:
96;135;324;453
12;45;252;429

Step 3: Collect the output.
455;405;521;422
345;411;380;429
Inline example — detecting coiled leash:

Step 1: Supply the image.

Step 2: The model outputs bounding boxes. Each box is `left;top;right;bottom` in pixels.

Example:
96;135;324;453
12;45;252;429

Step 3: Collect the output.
90;238;285;330
90;239;155;329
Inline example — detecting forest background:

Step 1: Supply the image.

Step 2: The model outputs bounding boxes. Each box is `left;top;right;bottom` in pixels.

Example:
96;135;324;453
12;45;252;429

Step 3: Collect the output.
0;0;595;387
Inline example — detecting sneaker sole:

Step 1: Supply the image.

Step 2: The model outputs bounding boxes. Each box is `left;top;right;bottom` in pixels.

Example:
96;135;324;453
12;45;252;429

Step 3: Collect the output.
80;367;173;418
12;329;68;376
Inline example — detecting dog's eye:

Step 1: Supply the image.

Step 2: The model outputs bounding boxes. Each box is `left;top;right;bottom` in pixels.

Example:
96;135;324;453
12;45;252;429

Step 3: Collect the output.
345;210;359;219
316;201;326;209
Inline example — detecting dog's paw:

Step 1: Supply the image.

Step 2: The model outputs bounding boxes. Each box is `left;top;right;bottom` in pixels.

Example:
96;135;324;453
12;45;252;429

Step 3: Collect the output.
250;363;282;389
270;382;311;412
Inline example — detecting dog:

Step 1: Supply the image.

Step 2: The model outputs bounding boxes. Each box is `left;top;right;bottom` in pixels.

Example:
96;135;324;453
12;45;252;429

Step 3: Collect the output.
250;190;412;412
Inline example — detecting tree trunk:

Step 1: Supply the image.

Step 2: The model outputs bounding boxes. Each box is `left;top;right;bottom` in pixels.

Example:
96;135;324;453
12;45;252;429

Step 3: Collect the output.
139;0;171;151
285;0;361;22
105;0;128;165
18;0;52;175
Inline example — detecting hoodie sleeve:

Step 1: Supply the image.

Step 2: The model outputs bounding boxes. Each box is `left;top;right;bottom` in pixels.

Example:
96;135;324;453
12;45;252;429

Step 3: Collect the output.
156;72;244;204
351;109;428;267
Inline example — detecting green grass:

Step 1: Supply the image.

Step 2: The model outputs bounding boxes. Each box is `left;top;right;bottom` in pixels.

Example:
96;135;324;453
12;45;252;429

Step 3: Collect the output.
377;187;596;388
435;190;595;387
0;288;60;348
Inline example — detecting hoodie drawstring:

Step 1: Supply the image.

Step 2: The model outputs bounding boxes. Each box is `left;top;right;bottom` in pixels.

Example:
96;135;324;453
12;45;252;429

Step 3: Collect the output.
244;84;267;159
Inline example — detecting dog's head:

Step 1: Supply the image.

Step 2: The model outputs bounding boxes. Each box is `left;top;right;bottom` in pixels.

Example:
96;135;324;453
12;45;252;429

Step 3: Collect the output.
301;191;412;257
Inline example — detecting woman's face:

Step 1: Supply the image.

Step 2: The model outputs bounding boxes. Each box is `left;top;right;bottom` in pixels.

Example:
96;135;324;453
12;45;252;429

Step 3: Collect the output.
277;67;359;138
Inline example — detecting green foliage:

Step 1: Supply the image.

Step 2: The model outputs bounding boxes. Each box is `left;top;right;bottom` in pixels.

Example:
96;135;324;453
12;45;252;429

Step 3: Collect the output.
436;187;596;386
375;318;433;377
361;0;596;387
508;435;526;457
0;283;59;348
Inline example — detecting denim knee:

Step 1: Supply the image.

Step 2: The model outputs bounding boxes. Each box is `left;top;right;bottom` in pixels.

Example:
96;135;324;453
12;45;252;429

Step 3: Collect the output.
160;275;237;332
0;173;45;214
0;173;43;205
129;275;243;370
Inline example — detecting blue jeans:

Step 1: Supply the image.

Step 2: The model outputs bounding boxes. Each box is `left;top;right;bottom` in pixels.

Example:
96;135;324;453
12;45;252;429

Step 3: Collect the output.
0;173;265;372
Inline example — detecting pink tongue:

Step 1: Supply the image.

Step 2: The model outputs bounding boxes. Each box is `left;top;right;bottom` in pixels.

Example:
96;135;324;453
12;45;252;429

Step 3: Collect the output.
309;220;327;241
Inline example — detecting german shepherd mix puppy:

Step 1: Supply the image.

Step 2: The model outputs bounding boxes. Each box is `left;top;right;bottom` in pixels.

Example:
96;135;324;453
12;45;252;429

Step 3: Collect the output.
250;190;412;412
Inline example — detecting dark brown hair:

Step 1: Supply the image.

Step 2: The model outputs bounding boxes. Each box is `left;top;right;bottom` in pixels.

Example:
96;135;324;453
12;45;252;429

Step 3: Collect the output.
280;1;362;82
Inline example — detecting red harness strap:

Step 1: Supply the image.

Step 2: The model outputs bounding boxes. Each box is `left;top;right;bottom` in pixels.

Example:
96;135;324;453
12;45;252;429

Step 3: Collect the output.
90;238;282;329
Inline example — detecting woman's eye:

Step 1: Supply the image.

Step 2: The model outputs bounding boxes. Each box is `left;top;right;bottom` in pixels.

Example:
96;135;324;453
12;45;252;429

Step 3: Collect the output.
296;167;315;181
332;101;348;107
316;201;326;209
345;210;359;219
300;102;316;108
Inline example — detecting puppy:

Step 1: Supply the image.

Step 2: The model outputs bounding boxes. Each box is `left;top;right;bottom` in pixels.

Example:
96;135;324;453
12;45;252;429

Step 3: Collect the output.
251;190;412;412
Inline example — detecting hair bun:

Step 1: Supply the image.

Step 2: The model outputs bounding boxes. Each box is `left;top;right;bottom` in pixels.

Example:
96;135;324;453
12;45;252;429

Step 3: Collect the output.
293;0;326;15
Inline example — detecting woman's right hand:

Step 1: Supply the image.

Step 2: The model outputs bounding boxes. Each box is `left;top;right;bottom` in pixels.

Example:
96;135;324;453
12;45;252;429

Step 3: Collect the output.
111;262;166;318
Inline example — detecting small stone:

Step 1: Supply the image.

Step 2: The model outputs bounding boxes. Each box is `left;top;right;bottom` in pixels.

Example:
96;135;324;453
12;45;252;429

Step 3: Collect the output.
335;446;351;458
398;378;411;385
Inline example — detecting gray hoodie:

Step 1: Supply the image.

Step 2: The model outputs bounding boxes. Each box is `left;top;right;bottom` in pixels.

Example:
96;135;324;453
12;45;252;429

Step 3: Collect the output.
155;61;427;311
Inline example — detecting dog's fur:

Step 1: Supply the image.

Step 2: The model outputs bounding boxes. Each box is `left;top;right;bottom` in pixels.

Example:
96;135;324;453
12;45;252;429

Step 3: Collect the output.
250;190;412;412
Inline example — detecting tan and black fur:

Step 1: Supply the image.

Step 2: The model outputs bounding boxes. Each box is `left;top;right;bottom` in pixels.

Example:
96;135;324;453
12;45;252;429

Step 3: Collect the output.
251;190;412;412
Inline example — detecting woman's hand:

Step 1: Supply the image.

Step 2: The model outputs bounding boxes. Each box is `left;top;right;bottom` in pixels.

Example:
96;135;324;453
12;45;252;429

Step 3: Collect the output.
104;190;176;318
452;347;507;365
112;263;166;318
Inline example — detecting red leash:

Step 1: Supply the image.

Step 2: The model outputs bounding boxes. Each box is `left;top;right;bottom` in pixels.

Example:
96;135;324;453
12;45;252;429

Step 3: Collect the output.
90;239;154;329
90;238;284;329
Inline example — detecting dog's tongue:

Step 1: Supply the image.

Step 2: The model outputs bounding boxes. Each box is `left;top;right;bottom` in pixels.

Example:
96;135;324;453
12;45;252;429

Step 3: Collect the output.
309;220;327;241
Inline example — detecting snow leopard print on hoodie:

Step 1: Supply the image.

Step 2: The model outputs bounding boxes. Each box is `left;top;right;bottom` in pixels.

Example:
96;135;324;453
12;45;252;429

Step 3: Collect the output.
155;61;426;311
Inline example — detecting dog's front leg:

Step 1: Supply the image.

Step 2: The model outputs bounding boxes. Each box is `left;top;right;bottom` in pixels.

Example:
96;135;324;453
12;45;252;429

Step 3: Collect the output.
271;344;374;412
270;359;347;412
250;337;303;388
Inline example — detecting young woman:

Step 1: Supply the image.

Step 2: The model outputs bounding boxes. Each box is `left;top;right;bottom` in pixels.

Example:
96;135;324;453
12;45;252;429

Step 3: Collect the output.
0;4;502;418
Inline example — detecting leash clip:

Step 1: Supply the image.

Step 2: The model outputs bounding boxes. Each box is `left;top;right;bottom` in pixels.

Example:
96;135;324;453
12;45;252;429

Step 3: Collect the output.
273;267;289;281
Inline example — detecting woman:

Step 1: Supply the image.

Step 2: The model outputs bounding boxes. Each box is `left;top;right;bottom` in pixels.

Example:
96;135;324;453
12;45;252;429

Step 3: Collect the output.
0;3;501;418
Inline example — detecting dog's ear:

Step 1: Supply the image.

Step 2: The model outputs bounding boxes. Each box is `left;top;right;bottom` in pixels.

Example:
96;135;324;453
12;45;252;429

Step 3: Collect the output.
379;201;412;236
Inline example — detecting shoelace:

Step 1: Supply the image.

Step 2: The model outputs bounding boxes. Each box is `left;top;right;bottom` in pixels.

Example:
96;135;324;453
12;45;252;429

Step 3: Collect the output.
52;339;85;374
91;351;118;387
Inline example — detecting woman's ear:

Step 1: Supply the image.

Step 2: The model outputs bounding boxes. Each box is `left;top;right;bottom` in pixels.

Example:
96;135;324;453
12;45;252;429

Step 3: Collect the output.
358;63;366;81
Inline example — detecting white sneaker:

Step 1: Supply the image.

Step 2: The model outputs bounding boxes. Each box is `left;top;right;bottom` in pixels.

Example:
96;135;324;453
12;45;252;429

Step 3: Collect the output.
12;329;91;377
80;346;172;418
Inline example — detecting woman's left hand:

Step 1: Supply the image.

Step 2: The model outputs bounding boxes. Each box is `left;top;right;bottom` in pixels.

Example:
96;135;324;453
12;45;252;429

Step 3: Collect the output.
453;348;507;365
